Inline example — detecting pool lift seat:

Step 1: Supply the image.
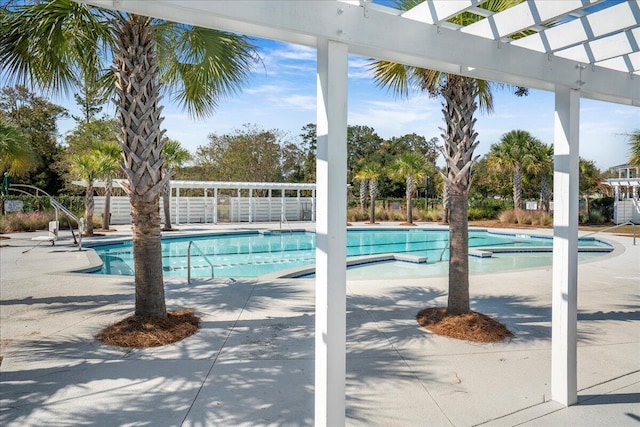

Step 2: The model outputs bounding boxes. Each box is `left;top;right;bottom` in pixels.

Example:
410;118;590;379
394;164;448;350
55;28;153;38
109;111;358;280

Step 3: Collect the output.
31;220;59;246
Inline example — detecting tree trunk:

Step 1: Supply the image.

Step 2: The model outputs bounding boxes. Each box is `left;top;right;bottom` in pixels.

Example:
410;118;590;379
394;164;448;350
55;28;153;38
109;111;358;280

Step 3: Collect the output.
113;15;168;318
369;178;377;223
359;179;367;212
447;192;469;315
406;175;414;224
540;174;551;213
442;183;449;224
103;176;112;230
163;179;172;229
84;183;94;236
131;194;166;317
440;75;479;315
513;162;522;210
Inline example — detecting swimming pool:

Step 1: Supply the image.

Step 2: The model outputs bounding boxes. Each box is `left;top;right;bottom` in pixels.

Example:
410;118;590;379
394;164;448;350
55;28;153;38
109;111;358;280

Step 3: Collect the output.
88;228;613;279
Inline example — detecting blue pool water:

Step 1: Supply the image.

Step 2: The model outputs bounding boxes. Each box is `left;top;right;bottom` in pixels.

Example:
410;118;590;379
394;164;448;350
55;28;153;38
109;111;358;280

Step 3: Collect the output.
88;229;612;279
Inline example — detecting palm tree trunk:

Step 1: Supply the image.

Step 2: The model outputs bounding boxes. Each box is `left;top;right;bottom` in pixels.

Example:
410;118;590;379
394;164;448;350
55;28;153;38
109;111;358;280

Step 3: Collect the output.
369;178;378;223
163;180;172;229
359;179;367;212
440;75;479;315
447;192;469;314
84;183;95;236
113;14;168;318
513;163;522;210
103;176;112;230
132;197;165;316
441;183;449;224
540;174;550;213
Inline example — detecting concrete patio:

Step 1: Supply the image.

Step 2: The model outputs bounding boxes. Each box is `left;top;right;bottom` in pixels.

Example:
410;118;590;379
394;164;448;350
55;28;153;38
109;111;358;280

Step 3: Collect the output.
1;223;638;426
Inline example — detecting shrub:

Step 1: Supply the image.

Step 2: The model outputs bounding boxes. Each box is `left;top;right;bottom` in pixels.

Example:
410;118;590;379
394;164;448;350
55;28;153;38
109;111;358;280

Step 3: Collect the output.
498;209;552;227
588;210;607;224
590;197;614;221
0;211;55;233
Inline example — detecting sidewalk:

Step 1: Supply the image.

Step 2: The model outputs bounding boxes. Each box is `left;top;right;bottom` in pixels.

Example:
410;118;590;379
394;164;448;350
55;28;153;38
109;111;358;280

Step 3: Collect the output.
1;224;638;426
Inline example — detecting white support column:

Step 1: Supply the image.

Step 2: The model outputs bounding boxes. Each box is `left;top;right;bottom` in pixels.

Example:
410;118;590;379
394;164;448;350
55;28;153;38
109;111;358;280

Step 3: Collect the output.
315;38;348;427
175;187;180;225
551;86;580;407
268;189;272;222
297;189;301;220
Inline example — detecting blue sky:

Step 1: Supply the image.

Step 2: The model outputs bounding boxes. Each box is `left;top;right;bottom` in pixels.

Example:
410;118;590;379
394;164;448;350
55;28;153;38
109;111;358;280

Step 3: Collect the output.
57;37;638;170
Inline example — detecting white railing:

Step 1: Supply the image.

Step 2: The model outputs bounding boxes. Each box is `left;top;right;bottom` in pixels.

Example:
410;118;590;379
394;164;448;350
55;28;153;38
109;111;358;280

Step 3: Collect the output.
187;240;215;284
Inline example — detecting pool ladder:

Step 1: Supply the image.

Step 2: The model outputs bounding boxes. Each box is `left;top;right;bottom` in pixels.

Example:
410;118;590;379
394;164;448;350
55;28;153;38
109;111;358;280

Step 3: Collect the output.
187;240;215;284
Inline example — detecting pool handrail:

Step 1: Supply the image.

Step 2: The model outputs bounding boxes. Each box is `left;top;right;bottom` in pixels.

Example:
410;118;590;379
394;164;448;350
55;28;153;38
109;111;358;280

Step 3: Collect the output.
187;240;215;284
582;221;637;245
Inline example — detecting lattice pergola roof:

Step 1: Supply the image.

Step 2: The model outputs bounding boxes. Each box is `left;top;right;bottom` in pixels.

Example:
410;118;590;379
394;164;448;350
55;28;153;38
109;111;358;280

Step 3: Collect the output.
83;0;639;105
400;0;640;76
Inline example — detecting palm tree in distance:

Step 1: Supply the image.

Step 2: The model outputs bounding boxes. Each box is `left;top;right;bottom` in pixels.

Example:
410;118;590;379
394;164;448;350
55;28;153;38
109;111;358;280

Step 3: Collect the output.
1;0;257;318
0;120;37;177
370;0;525;315
94;140;122;231
70;150;111;236
355;163;383;223
388;152;426;225
629;130;640;167
487;130;541;211
161;139;192;230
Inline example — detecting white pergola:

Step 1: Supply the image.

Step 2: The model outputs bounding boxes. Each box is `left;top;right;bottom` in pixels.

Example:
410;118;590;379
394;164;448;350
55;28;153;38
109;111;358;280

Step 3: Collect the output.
80;1;639;425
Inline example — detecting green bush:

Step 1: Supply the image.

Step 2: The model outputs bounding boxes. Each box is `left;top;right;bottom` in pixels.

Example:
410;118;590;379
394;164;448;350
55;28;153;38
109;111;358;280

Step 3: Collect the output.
590;197;614;222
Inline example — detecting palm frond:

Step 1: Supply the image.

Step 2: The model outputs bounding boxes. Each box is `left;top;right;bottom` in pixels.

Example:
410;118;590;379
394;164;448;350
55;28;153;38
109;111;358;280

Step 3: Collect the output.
0;0;112;96
156;22;259;118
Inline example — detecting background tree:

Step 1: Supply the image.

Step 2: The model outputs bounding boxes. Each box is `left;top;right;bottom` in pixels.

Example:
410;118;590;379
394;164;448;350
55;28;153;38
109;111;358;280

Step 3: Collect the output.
370;0;525;315
0;119;37;177
0;85;67;195
1;0;258;319
355;163;383;223
194;125;294;184
579;158;603;222
161;139;191;230
387;151;426;225
69;149;116;236
93;140;122;230
628;130;640;167
487;130;541;210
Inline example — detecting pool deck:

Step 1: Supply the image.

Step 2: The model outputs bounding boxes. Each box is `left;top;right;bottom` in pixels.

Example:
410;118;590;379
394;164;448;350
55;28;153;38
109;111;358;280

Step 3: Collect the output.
1;222;638;426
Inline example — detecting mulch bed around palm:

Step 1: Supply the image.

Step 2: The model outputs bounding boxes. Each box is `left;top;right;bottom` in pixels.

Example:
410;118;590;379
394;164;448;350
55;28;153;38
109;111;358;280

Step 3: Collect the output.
97;309;200;348
416;307;513;343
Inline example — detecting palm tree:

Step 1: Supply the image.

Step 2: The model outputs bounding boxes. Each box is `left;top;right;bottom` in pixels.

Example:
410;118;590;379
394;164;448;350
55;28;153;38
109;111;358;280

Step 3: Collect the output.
355;163;383;223
93;141;122;230
357;175;368;212
533;142;554;213
161;139;191;230
388;152;426;225
629;130;640;167
70;150;112;236
1;0;257;318
487;130;541;210
0;120;37;177
370;0;524;315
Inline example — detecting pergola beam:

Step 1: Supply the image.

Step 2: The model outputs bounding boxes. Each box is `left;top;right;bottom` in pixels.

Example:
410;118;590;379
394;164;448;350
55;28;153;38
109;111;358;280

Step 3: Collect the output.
80;0;639;106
